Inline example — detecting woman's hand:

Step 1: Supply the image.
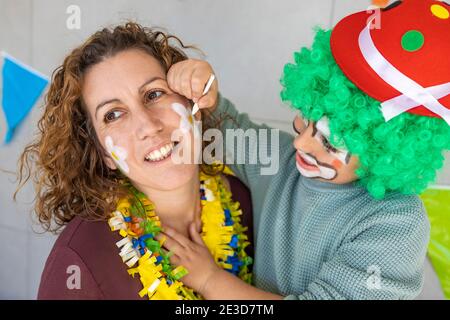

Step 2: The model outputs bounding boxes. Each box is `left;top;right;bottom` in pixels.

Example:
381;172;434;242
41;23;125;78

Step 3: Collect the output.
156;222;222;295
167;59;219;112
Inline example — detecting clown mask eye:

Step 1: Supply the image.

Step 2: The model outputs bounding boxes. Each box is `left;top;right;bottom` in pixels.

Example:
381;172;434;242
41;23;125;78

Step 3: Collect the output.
320;134;338;153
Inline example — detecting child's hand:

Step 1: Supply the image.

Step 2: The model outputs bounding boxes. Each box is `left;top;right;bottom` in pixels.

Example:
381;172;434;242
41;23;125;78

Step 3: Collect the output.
167;59;219;112
156;222;222;294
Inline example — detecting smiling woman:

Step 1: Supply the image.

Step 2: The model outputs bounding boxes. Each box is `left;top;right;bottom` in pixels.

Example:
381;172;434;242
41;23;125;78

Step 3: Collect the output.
14;22;253;299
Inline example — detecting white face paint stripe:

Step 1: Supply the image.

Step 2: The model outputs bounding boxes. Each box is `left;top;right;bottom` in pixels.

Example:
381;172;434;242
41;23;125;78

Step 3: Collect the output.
297;151;337;180
171;102;194;134
315;117;331;138
358;18;450;125
381;82;450;120
170;102;202;164
313;118;350;165
105;135;129;174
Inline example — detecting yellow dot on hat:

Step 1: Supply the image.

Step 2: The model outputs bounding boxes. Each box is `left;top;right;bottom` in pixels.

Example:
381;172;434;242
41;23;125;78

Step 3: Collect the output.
430;4;449;19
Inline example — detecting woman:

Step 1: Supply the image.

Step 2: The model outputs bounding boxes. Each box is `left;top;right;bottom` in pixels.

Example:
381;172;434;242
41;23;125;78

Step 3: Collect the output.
15;22;253;300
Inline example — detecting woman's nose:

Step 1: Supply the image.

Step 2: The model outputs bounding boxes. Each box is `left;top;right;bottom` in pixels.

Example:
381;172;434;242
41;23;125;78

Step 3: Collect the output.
134;108;163;140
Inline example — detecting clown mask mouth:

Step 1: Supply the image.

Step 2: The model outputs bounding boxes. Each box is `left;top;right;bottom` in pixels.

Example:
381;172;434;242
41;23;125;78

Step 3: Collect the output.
295;150;337;180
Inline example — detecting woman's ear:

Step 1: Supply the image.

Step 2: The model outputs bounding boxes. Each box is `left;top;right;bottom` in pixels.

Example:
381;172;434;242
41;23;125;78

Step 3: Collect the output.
104;154;118;170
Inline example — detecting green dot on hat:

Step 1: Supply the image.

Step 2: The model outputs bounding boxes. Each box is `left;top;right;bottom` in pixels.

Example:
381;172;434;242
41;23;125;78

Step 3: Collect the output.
401;30;424;52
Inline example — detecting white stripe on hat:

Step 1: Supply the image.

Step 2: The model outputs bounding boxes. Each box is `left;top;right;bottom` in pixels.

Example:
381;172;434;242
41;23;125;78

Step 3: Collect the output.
358;18;450;125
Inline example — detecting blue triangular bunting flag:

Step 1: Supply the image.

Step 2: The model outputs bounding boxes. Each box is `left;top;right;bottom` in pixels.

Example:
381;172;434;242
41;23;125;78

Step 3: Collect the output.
1;52;49;143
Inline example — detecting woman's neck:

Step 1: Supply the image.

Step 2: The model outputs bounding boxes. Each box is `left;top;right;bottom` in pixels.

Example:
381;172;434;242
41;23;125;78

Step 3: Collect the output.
137;173;202;238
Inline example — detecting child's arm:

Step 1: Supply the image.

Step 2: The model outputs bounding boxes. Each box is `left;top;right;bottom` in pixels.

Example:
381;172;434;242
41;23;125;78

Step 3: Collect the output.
159;201;430;300
156;223;282;300
167;59;295;187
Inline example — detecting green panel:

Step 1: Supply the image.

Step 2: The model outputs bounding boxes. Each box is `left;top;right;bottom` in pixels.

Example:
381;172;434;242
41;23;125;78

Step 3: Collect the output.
421;188;450;299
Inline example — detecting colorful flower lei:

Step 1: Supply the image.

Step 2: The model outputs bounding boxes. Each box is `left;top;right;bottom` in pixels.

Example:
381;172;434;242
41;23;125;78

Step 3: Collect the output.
108;169;253;300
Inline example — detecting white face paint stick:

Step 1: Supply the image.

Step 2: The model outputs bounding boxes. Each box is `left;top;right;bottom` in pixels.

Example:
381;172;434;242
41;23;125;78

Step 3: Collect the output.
191;74;215;116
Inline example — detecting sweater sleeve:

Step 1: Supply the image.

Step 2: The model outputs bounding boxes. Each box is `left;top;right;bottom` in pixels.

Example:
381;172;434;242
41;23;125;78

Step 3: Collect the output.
38;245;104;300
210;93;295;187
285;199;431;300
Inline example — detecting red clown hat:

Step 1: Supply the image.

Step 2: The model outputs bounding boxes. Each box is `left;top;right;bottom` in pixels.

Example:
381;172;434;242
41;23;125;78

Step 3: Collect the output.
330;0;450;125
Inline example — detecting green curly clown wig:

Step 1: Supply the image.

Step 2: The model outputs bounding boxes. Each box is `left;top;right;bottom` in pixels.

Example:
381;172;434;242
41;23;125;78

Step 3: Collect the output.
281;29;450;199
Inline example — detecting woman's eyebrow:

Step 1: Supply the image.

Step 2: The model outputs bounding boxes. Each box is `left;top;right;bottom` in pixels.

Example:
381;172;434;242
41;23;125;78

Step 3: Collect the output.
138;76;165;95
95;99;120;119
94;76;166;120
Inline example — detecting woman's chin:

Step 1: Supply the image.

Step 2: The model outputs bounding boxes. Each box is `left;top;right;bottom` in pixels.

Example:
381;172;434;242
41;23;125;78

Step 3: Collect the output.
130;162;198;192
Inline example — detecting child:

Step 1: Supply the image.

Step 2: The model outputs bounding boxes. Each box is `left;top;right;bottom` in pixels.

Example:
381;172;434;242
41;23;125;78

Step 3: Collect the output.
161;0;450;299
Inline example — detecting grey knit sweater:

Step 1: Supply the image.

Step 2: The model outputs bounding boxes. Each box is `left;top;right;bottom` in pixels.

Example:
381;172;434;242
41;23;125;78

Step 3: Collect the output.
212;94;430;299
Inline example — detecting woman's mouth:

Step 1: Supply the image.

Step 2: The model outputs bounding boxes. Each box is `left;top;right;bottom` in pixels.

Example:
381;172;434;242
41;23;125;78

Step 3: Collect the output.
296;151;320;171
144;141;179;163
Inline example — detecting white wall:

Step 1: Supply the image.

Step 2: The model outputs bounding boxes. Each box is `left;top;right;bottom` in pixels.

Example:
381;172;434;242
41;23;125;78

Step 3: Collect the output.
0;0;448;299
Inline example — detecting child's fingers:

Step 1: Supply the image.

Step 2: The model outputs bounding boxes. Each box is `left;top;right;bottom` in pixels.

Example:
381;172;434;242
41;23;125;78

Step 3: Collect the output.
180;66;194;100
157;232;185;256
167;61;184;93
172;64;186;96
191;68;211;100
197;91;217;110
169;62;188;96
167;59;216;103
199;77;218;109
189;222;205;246
167;253;182;267
164;226;194;249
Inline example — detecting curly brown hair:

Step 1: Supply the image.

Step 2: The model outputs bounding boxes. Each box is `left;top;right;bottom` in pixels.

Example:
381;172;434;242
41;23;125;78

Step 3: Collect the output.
15;22;218;234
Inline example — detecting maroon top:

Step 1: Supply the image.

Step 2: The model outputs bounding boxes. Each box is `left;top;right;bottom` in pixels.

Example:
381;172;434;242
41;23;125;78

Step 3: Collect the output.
37;175;253;300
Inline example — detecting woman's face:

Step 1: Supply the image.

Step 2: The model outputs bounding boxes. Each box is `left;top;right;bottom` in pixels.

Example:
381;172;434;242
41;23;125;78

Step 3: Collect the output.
82;48;199;191
292;115;359;184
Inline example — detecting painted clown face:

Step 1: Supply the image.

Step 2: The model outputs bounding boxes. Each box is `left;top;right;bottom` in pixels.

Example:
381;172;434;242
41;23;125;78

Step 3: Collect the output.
292;115;359;184
82;48;201;192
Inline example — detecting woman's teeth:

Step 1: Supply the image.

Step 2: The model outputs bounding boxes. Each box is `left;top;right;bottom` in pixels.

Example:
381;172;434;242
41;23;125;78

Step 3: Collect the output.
145;143;174;162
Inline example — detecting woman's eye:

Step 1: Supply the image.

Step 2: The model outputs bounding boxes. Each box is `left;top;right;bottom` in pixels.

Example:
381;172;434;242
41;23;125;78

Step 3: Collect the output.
144;90;164;103
104;110;123;123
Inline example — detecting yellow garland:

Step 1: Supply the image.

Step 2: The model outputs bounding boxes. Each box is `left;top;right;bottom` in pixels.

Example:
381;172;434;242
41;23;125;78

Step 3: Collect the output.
108;170;252;300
